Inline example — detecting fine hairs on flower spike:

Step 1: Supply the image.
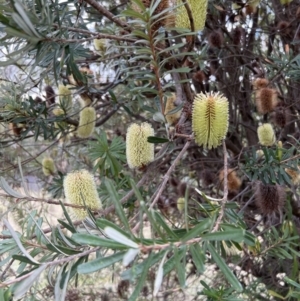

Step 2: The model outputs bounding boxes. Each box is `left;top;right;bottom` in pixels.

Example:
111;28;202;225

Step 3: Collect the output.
192;92;229;149
77;107;96;138
42;157;56;176
255;182;286;216
126;122;154;169
219;168;242;192
255;87;278;114
174;0;208;31
58;84;73;110
164;93;182;125
257;123;276;146
63;169;102;220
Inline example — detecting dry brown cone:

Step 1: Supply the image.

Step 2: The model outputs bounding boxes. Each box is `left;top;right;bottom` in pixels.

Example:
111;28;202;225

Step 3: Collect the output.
255;87;278;114
9;123;23;137
252;78;269;90
255;182;286;215
44;85;56;105
273;103;290;128
208;30;224;48
219;168;242;192
232;27;244;46
193;70;207;84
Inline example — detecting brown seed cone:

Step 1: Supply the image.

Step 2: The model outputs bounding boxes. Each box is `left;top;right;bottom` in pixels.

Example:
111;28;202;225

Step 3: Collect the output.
208;30;224;48
255;88;278;114
201;170;215;187
277;21;291;36
252;78;269;90
232;27;244;46
9;123;22;136
193;70;207;84
273;103;290;128
219;168;242;192
255;182;286;215
45;85;56;105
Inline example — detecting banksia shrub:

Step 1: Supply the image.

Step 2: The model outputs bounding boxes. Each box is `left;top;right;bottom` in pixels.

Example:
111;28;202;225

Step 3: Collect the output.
192;92;229;149
164;93;182;125
255;182;286;215
174;0;208;31
77;107;96;138
126;122;154;169
255;88;277;114
42;157;56;176
219;168;242;192
257;123;276;146
63;169;102;219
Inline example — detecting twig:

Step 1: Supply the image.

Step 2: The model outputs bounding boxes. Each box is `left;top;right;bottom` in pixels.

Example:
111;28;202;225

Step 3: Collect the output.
212;140;228;232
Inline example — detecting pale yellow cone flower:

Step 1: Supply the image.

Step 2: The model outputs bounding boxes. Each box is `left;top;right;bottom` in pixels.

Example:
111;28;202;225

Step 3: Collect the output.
126;122;154;169
63;169;101;219
192;92;229;149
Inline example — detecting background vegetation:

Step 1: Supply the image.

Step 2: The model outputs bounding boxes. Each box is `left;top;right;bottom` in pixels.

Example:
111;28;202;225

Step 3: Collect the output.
0;0;300;300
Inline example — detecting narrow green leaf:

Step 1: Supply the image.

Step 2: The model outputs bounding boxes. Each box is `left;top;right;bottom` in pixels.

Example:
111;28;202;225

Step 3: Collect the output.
207;243;243;292
181;218;212;242
105;179;131;233
202;229;245;243
71;233;128;249
12;255;39;266
175;246;186;288
0;177;25;198
96;219;131;239
78;252;126;274
128;252;154;301
147;136;169;144
153;211;179;239
189;244;205;273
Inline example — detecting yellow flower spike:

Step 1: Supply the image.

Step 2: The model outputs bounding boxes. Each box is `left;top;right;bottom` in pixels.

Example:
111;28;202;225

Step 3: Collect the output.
93;39;107;52
192;92;229;149
42;157;56;176
257;123;276;146
77;107;96;138
175;0;208;31
126;122;154;169
58;84;73;110
63;169;102;220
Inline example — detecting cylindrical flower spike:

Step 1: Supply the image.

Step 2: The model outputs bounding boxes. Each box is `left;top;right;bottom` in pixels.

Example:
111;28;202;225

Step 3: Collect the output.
126;122;154;169
255;182;286;215
174;0;208;31
63;169;102;219
42;157;56;176
192;92;229;149
257;123;276;146
77;107;96;138
219;168;242;192
58;84;73;110
255;87;278;114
